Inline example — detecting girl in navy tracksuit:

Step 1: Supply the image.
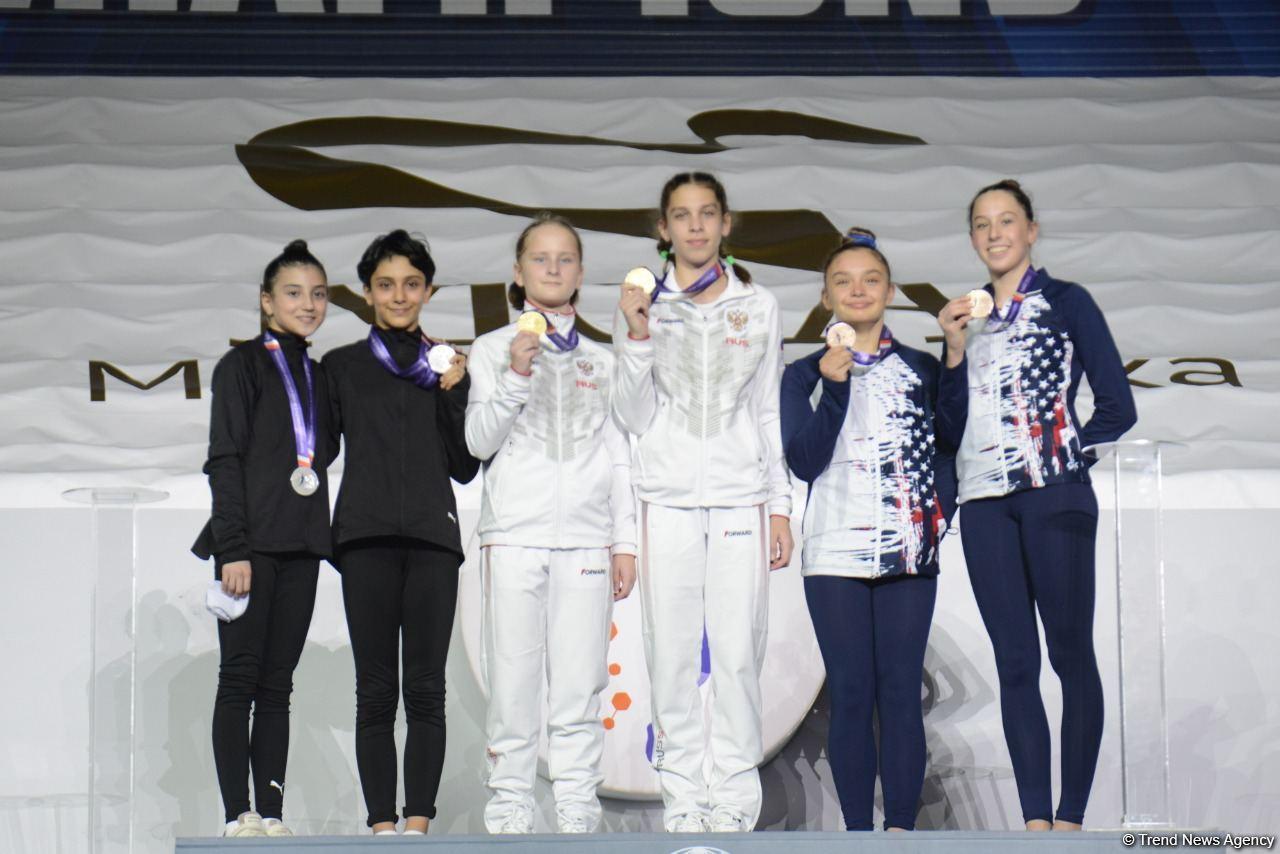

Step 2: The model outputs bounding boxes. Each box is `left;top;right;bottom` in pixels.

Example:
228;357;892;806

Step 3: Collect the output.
935;180;1136;830
193;240;331;838
781;228;956;832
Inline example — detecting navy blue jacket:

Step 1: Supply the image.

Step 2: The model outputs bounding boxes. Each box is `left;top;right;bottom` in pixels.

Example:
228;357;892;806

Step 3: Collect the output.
781;340;956;578
937;269;1137;503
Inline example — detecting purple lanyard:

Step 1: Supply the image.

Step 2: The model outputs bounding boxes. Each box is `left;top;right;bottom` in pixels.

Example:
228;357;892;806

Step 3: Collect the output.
986;265;1039;330
654;260;725;301
852;326;894;368
262;332;316;468
823;321;895;369
528;309;580;352
367;327;439;389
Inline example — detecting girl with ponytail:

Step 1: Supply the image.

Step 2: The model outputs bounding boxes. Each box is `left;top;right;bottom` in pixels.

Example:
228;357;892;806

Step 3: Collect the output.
936;180;1136;830
781;228;956;832
612;171;793;834
193;239;332;838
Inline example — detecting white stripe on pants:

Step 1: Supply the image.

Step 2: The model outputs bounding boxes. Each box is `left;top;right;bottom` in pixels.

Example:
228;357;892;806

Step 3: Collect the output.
639;503;769;830
481;545;613;831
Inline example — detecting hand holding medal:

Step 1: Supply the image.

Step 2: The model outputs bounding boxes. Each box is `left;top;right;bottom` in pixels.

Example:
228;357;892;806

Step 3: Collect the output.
510;312;543;375
967;289;994;320
624;267;657;296
432;343;466;391
819;321;856;383
821;320;894;381
618;269;653;339
936;294;976;369
516;310;548;337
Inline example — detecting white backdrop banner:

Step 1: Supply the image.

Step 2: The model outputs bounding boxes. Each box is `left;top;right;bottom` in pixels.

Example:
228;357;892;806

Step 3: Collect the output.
1;76;1278;503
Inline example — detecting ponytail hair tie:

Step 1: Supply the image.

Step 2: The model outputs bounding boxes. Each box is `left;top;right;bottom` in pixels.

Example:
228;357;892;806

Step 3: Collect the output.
723;254;736;266
658;249;670;261
844;230;877;249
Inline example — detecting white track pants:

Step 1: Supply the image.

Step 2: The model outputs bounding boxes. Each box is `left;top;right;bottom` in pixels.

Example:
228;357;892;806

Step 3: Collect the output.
639;503;770;830
481;545;613;831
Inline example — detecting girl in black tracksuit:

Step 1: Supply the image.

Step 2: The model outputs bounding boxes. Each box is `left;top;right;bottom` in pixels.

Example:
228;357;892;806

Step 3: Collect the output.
322;229;480;836
193;240;331;838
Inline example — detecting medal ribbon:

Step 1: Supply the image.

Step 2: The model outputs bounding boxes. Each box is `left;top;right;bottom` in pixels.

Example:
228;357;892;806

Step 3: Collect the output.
263;332;316;469
367;327;440;389
524;307;580;352
823;321;895;369
853;326;894;368
985;265;1039;331
653;258;728;301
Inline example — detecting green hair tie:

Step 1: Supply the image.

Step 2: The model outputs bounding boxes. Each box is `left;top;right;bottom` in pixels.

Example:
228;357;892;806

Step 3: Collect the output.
724;254;737;266
658;249;670;261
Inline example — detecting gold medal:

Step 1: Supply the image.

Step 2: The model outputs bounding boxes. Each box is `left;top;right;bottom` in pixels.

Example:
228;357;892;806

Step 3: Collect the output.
623;267;657;296
516;311;548;336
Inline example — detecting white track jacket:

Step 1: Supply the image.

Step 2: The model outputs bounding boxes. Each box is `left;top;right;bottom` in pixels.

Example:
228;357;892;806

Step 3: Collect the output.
611;269;791;517
466;313;637;555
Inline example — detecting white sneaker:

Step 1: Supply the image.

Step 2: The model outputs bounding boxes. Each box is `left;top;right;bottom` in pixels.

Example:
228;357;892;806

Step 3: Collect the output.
224;811;265;837
708;808;750;832
669;812;707;833
557;813;596;834
495;809;534;834
261;818;293;837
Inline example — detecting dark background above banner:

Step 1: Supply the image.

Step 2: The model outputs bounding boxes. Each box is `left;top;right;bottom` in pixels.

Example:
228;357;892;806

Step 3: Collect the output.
0;0;1277;76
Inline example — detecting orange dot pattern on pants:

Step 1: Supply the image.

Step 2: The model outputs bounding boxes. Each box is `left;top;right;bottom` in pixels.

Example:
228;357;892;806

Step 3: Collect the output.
603;621;629;731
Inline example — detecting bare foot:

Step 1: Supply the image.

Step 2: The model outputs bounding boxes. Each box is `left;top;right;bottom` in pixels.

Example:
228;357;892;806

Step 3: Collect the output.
1026;819;1053;831
886;826;908;832
371;821;397;835
404;816;429;834
1054;820;1082;831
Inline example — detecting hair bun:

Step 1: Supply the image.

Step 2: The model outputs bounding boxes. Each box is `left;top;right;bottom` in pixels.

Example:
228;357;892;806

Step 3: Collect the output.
282;239;310;255
844;227;877;249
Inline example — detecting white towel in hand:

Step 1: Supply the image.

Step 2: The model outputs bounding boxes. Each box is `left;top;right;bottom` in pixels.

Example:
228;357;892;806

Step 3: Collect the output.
206;580;249;622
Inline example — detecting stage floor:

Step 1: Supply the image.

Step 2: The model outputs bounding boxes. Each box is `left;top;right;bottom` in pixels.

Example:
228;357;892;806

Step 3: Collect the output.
176;829;1198;852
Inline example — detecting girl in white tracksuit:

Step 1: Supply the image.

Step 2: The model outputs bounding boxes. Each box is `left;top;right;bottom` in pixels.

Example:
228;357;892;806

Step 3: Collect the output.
466;213;638;835
612;172;794;834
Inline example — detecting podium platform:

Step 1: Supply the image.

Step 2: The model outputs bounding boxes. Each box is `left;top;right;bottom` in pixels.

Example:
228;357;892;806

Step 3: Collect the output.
175;830;1199;853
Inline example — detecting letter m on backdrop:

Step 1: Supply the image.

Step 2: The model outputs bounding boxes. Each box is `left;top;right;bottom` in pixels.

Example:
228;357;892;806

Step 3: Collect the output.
89;360;202;401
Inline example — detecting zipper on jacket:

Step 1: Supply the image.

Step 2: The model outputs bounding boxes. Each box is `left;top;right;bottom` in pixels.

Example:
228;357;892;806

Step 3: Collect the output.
993;333;1010;495
400;378;407;534
554;351;564;545
872;389;883;576
699;306;710;505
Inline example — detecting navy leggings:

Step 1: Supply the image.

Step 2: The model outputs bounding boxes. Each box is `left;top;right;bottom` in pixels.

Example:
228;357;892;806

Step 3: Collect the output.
805;573;937;831
959;482;1103;826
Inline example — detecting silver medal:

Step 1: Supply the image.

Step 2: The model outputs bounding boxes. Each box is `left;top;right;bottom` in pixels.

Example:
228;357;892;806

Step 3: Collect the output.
290;466;319;497
427;343;457;375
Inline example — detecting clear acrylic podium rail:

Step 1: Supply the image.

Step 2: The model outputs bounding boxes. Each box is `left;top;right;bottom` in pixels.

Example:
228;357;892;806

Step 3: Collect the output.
1083;440;1182;830
63;487;168;854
